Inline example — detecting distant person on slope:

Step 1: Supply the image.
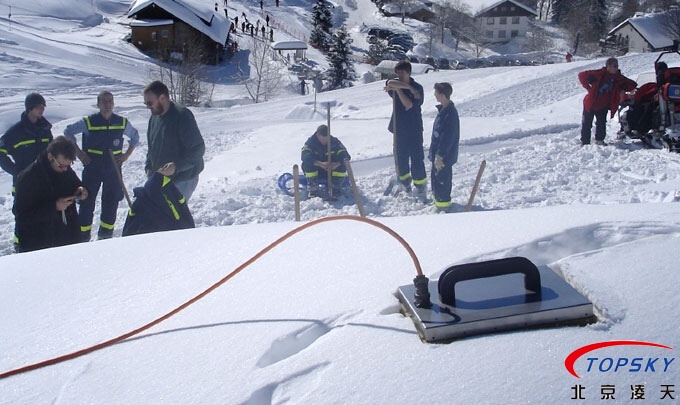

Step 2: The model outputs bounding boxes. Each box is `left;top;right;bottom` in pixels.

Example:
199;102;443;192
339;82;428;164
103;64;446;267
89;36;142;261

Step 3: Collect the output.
578;57;636;146
429;82;460;213
384;60;426;194
64;91;139;241
301;124;351;198
142;81;205;202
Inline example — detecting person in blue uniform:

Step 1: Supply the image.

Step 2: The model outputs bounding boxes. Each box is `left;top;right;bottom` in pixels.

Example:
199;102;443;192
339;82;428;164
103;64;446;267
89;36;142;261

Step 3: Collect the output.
429;82;460;212
0;93;54;249
301;124;351;197
64;91;139;241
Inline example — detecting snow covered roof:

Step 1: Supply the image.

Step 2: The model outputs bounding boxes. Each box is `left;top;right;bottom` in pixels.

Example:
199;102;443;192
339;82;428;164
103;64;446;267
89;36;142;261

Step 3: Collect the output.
128;0;229;45
129;19;174;27
271;41;308;50
474;0;537;17
609;12;676;50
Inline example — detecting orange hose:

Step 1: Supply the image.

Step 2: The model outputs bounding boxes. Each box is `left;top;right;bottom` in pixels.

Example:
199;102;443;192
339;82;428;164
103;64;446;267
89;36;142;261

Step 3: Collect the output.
0;214;423;379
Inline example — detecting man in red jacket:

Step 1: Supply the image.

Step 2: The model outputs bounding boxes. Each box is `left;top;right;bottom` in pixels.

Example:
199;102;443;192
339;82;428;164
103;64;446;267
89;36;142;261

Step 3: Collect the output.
578;57;636;146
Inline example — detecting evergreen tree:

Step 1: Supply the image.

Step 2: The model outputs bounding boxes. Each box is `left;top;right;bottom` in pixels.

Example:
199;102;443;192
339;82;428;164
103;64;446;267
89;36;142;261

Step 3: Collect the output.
583;0;607;43
550;0;569;24
310;0;333;51
367;35;388;65
326;25;357;90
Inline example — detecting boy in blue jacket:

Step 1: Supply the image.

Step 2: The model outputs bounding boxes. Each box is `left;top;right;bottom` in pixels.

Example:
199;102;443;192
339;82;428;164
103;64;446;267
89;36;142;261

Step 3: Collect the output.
429;82;460;212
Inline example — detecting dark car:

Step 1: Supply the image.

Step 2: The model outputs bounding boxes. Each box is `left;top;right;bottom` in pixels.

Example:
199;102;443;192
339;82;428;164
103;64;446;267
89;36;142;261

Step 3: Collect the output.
452;60;468;70
423;56;436;68
438;58;452;70
409;55;420;64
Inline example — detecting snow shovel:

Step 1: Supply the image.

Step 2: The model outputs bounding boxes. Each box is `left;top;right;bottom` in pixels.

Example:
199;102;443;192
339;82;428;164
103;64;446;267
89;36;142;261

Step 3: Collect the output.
384;95;401;196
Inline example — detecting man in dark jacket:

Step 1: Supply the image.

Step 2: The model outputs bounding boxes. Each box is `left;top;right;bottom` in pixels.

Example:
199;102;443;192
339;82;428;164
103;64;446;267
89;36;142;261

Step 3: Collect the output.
429;82;460;212
13;136;89;253
301;124;351;198
0;93;54;248
385;61;426;194
578;57;636;146
143;81;205;201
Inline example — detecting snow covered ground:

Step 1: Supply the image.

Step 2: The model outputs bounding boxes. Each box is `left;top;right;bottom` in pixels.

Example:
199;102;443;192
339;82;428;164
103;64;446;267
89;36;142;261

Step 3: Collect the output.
1;0;679;403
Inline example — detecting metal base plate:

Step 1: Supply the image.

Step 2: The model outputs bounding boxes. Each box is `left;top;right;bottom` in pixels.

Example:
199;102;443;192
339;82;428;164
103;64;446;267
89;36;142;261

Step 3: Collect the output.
397;266;594;342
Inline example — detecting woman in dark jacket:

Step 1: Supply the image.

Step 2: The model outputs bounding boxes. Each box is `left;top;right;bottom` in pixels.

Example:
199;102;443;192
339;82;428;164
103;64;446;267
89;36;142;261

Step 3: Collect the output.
13;136;88;252
429;82;460;212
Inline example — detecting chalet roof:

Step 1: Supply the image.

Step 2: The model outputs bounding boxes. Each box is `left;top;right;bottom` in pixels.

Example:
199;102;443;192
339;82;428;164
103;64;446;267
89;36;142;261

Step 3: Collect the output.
609;12;675;50
128;0;229;45
271;41;308;50
474;0;537;17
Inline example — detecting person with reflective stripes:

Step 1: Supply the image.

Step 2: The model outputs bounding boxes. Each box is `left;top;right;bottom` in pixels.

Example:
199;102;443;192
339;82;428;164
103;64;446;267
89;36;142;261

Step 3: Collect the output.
301;124;351;197
64;91;139;241
0;93;54;250
429;82;460;213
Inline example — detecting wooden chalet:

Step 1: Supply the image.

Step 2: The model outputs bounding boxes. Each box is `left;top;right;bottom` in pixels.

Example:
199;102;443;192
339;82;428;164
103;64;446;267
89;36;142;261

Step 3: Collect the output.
127;0;230;64
474;0;537;43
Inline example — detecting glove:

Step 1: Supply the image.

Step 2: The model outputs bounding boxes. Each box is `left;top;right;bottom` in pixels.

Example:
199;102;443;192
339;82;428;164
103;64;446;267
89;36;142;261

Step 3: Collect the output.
434;155;445;172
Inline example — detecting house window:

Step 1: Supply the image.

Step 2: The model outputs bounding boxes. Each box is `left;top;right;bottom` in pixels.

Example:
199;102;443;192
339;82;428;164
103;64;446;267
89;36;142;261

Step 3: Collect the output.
511;30;518;38
151;31;157;41
500;17;507;25
485;30;494;38
498;30;507;38
511;6;515;11
487;17;494;24
512;16;520;24
161;30;169;38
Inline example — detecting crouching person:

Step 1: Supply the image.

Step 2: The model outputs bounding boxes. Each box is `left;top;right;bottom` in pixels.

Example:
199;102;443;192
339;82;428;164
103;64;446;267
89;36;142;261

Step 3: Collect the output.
300;124;351;198
13;136;89;252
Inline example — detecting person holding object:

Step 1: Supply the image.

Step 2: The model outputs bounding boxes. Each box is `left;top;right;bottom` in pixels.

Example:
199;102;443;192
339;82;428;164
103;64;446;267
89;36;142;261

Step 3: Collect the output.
578;57;636;146
429;82;460;212
142;81;205;201
13;136;88;252
384;60;426;195
64;91;139;241
301;124;351;198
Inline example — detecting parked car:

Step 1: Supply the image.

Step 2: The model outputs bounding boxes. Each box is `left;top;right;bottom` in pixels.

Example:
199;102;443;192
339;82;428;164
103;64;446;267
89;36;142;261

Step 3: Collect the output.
438;58;452;70
452;59;468;70
423;55;436;68
408;55;420;64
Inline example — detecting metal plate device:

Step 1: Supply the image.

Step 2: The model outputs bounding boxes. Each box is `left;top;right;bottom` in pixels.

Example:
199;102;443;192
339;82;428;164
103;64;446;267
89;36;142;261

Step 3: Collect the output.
397;257;595;343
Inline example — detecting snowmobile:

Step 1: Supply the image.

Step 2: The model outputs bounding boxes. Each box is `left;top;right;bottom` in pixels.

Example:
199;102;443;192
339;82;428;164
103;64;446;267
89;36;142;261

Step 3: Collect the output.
618;42;680;152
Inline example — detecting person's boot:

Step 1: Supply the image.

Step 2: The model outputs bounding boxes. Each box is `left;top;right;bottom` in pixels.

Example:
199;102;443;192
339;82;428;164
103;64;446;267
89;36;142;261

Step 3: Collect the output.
307;179;320;198
97;228;113;240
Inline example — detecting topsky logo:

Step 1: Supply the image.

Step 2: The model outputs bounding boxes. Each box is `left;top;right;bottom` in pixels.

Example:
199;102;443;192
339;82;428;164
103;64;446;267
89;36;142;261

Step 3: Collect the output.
565;340;675;378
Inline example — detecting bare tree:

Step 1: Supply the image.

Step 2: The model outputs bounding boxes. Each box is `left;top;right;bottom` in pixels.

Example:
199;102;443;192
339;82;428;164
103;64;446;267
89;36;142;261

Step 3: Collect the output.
148;31;213;106
392;0;419;23
528;21;554;62
661;9;680;42
241;37;284;103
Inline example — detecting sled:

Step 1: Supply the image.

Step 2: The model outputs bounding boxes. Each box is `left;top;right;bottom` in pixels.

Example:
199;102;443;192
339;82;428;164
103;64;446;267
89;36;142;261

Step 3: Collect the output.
277;172;349;197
